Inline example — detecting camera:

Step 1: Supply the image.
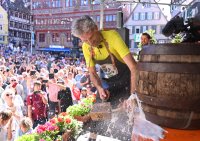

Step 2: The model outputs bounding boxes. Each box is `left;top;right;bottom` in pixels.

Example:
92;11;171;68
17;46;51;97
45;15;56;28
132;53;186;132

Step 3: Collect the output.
162;10;200;42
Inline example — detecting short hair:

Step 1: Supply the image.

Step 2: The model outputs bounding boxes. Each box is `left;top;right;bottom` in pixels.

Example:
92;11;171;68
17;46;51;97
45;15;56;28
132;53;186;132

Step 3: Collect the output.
20;117;33;129
71;15;97;37
142;33;151;40
0;110;12;121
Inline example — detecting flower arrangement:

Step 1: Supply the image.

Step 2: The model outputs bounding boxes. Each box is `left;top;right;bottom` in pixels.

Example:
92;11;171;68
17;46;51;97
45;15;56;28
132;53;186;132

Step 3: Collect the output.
36;122;60;141
67;95;96;117
16;96;96;141
36;112;82;141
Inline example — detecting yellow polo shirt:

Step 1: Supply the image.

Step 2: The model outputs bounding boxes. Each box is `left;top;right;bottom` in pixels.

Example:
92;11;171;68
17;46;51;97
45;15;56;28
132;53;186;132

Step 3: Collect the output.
82;30;130;67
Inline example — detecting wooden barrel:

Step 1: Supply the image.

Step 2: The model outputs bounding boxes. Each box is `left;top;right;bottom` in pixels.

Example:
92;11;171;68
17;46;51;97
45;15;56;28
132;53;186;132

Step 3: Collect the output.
136;43;200;129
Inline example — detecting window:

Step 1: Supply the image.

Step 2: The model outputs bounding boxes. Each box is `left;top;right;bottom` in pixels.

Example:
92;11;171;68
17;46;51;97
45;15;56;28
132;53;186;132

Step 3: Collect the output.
19;23;22;29
0;25;2;30
140;13;145;20
0;36;4;41
147;12;153;20
39;33;45;42
142;26;148;33
105;15;113;22
19;13;22;18
154;12;160;20
66;0;73;7
81;0;88;6
44;1;51;8
96;16;100;22
135;26;140;34
52;33;59;42
106;15;109;21
133;13;139;20
113;15;116;21
151;25;157;34
158;40;165;44
144;3;151;8
66;33;71;42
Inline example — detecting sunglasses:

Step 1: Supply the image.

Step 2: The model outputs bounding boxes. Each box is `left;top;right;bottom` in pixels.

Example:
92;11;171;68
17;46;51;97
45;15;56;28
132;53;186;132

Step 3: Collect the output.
6;94;13;97
11;80;16;82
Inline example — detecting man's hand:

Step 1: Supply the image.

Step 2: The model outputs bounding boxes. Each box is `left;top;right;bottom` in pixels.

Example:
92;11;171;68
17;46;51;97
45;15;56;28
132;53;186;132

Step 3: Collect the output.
98;87;110;101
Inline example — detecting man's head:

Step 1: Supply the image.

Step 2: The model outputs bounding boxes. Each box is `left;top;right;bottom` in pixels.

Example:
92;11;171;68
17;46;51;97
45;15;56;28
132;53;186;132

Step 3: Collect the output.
141;33;151;46
71;15;102;46
81;87;87;97
33;81;42;92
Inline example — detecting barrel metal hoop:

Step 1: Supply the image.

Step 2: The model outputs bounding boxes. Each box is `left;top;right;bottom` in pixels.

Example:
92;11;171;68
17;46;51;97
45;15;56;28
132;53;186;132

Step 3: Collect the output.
140;45;200;55
136;92;200;111
137;63;200;73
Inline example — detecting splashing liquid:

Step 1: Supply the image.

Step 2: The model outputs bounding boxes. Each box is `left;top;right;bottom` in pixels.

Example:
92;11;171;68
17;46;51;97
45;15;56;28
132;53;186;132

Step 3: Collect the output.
126;93;166;141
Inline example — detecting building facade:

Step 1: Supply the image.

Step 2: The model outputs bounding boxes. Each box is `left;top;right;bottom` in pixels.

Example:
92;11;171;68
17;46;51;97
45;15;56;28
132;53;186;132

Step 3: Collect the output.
0;5;8;45
124;1;170;48
1;0;32;47
32;0;121;48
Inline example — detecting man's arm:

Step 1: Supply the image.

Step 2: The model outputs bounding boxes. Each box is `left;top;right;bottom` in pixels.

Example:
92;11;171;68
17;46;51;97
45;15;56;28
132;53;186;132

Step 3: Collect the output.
27;105;32;120
88;66;107;99
122;53;137;94
40;92;48;104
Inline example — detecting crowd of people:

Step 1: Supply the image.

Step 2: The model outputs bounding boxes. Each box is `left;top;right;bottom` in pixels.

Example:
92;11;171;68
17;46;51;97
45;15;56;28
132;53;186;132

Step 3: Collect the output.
0;44;97;141
0;15;153;141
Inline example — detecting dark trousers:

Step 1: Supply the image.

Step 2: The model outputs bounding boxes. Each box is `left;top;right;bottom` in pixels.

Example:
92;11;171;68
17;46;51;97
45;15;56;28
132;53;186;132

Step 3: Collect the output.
33;117;47;129
48;101;59;118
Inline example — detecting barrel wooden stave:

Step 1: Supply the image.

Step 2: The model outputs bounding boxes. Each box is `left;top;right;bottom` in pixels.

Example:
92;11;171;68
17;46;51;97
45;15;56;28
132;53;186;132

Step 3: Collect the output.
136;43;200;129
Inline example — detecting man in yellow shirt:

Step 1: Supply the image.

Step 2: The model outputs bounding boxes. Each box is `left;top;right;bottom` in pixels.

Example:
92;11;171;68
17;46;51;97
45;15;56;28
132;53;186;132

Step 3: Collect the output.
71;15;137;105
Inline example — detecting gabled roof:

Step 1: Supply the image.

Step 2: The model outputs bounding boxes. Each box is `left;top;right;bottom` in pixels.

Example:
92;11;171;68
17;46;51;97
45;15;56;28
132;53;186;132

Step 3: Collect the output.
124;0;169;24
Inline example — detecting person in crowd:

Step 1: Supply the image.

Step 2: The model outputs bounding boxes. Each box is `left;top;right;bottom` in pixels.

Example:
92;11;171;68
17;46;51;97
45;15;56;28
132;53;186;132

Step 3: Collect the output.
0;110;13;141
80;87;88;99
47;75;60;118
19;117;33;136
80;69;90;88
86;84;96;96
57;79;73;113
71;15;137;104
1;89;23;140
1;89;23;122
6;76;24;100
21;72;29;99
0;76;5;104
141;32;151;46
27;81;48;128
74;67;84;90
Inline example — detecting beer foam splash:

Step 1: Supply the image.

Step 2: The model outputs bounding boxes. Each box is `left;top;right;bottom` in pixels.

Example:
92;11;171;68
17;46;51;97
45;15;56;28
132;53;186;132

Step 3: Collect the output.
126;93;167;141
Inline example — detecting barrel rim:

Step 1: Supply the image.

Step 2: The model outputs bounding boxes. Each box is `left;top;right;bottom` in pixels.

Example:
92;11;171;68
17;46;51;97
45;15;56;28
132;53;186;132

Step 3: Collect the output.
140;43;200;55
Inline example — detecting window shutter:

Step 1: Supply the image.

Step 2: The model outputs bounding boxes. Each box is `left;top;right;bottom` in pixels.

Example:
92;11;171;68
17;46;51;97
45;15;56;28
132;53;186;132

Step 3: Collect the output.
132;26;135;34
159;12;161;19
138;13;140;20
145;12;147;20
